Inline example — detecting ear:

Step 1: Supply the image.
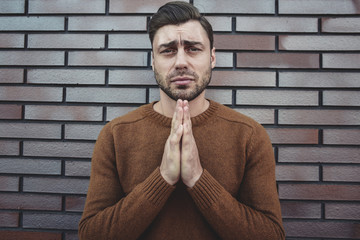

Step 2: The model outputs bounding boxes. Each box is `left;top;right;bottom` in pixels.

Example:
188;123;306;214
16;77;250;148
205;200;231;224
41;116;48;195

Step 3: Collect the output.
210;47;216;69
151;51;155;71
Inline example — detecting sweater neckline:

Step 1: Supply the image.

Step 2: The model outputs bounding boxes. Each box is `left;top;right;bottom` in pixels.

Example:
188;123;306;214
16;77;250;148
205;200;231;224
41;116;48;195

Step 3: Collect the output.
142;100;219;127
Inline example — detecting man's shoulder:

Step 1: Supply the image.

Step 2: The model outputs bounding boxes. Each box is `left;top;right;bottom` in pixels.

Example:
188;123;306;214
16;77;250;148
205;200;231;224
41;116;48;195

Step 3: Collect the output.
214;102;263;129
109;104;150;127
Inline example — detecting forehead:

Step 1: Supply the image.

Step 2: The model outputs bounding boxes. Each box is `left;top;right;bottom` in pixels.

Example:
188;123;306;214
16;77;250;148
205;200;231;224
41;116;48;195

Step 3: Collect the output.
153;20;209;47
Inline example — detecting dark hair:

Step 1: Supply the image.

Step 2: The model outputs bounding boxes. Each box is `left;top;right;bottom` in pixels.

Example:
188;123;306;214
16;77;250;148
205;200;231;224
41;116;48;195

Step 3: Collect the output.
149;1;214;49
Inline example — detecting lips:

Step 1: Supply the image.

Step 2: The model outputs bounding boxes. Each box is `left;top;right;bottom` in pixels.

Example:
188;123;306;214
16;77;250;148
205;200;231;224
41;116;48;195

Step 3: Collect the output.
171;76;194;85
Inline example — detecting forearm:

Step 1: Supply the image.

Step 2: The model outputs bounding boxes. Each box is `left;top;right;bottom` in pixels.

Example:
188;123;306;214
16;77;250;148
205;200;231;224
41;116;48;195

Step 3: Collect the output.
188;170;285;240
79;168;175;240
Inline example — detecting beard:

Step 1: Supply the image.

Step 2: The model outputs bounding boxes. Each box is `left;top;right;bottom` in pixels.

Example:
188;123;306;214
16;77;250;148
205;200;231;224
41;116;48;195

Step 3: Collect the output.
154;66;212;101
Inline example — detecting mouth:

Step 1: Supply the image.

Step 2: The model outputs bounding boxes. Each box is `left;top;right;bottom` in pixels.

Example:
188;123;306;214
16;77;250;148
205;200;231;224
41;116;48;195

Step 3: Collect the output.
170;76;194;86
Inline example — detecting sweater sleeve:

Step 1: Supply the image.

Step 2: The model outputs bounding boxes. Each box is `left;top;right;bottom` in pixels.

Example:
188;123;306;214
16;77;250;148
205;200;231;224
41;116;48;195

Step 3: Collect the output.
78;123;175;240
187;125;285;240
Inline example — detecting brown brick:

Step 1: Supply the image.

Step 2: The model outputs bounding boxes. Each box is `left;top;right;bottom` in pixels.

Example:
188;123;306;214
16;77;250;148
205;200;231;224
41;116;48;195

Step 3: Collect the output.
0;69;23;83
206;17;232;32
23;177;89;194
29;0;105;13
323;90;360;106
0;212;19;227
278;147;360;163
0;86;63;102
281;201;321;219
279;0;360;14
0;17;64;31
66;87;146;103
0;0;24;14
106;106;139;121
323;129;360;145
0;123;61;139
25;105;103;121
23;141;95;158
280;35;360;51
194;0;275;14
284;221;360;239
205;89;232;105
28;34;105;49
68;51;147;67
237;53;319;69
235;109;275;125
109;0;175;13
276;165;319;181
236;17;318;32
279;72;360;88
267;128;318;145
109;70;155;85
210;71;276;87
0;176;19;191
323;166;360;182
0;140;20;156
65;161;91;177
214;35;274;50
66;196;86;212
0;105;22;119
23;213;82;230
279;184;360;201
0;158;61;175
323;54;360;69
0;34;24;48
68;16;147;31
322;17;360;33
0;231;61;240
214;52;233;68
0;51;64;66
279;109;360;125
325;203;360;220
236;90;318;106
65;124;104;140
108;34;151;49
0;193;62;211
28;69;105;85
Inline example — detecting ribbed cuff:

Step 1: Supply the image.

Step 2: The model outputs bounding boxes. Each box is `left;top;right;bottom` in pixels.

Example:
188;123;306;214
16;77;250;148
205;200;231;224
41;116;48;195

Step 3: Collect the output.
143;167;175;206
187;169;222;209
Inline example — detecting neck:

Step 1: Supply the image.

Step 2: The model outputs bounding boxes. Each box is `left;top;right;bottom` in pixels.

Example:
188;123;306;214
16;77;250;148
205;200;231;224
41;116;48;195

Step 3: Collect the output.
154;91;209;118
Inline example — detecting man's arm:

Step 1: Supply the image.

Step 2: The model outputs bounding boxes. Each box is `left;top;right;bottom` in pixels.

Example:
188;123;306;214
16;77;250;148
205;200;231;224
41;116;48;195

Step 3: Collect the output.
78;123;175;240
187;124;285;240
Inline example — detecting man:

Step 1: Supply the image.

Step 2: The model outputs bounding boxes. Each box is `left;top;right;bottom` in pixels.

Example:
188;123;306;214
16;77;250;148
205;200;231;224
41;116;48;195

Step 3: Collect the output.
78;2;285;239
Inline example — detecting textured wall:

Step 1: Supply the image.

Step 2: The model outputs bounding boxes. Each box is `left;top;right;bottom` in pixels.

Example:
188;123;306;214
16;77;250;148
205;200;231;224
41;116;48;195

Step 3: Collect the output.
1;0;360;239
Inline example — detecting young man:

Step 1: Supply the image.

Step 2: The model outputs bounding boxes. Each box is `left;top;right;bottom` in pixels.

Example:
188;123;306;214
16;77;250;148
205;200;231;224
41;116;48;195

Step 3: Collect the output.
79;2;285;239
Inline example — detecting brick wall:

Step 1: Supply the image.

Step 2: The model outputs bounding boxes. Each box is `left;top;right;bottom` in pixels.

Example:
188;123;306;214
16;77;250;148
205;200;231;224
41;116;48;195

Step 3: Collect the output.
0;0;359;239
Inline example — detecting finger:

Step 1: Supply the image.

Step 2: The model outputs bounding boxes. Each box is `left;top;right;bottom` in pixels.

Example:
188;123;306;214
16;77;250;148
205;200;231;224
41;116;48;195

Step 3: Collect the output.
183;102;191;128
171;100;184;134
169;124;183;149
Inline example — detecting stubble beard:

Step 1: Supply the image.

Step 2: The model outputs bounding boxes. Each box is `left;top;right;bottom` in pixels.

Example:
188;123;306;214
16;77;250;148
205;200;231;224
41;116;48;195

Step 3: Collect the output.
154;67;212;101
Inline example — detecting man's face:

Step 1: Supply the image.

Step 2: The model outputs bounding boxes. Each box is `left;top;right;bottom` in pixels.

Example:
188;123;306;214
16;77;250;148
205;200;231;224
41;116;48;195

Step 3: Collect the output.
152;20;216;101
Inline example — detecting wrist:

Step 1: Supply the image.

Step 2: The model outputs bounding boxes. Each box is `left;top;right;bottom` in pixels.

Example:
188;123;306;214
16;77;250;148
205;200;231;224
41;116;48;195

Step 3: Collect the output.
183;168;203;188
160;169;179;186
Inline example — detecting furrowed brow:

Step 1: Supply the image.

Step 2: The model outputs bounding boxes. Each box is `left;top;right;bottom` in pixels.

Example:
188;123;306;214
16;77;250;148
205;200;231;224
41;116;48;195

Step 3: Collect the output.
183;40;203;47
157;40;178;51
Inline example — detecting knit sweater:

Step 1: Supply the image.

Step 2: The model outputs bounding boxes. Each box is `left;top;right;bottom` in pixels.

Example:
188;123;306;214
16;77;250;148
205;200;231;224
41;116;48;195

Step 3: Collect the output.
78;100;285;240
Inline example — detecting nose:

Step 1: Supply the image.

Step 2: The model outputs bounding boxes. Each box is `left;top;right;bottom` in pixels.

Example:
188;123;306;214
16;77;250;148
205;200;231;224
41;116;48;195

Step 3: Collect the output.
174;49;188;70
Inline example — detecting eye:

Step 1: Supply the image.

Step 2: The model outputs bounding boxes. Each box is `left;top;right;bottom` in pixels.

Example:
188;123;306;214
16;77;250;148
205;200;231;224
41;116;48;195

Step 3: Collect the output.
186;47;202;53
160;49;176;55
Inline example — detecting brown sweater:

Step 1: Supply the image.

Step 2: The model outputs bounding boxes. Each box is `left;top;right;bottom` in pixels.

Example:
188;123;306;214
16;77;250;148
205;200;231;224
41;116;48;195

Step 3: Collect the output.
78;100;285;240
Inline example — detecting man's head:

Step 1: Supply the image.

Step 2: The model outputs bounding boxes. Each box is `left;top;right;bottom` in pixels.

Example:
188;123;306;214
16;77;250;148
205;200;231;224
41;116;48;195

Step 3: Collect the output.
149;2;216;101
149;1;213;50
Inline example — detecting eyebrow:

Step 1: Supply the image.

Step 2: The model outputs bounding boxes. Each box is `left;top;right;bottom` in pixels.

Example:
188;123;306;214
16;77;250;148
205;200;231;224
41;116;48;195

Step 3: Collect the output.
157;40;204;51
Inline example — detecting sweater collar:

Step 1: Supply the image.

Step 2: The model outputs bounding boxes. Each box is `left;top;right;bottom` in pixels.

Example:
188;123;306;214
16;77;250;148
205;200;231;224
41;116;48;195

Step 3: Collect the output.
142;100;219;127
